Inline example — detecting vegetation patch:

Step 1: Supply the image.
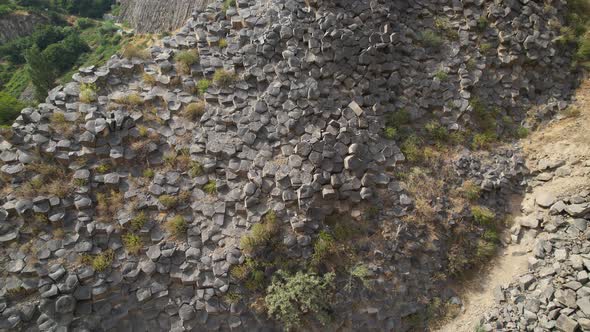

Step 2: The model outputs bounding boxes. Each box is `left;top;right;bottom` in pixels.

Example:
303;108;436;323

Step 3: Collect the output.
122;234;142;254
183;101;206;121
174;49;199;74
212;69;237;88
165;215;188;238
240;211;279;255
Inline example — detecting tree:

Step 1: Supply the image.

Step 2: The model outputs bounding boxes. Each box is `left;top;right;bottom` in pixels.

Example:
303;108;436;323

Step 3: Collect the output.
25;45;55;101
0;92;24;126
265;270;335;330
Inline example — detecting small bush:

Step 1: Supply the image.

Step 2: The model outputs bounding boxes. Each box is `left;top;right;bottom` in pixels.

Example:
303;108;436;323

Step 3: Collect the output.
96;164;111;174
84;250;114;272
472;132;496;150
174;50;199;74
165;215;187;237
142;73;157;86
460;180;481;201
143;168;155;178
420;30;443;49
122;233;142;254
203;180;217;195
562;107;581;118
189;161;204;177
434;70;448;81
383;126;397;139
79;83;97;103
480;43;492;53
425;120;449;142
76;17;95;29
183;101;206;121
265;270;335;330
122;44;149;59
516;126;529;138
212;69;237;88
130;211;148;231
476;16;489;32
96;190;124;222
159;195;179;209
475;240;496;262
471;206;495;225
116;92;143;106
219;38;228;48
311;231;336;266
222;0;236;12
197;79;210;94
240;211;279;254
401;135;423;163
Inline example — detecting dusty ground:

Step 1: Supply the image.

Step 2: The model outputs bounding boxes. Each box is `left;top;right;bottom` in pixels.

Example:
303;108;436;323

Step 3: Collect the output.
437;79;590;332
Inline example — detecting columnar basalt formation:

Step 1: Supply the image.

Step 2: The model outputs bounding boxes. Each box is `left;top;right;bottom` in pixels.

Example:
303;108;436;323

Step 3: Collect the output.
0;0;581;331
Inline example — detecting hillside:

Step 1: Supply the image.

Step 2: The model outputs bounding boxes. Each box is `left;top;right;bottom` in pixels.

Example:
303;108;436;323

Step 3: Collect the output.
0;0;588;331
118;0;211;33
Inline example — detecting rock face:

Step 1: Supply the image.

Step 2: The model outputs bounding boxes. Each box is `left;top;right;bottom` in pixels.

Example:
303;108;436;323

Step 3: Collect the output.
118;0;211;33
0;12;48;43
0;0;582;331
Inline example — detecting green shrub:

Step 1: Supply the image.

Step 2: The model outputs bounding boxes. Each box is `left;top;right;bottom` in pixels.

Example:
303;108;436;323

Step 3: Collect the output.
159;195;178;209
475;240;496;262
420;30;443;48
96;164;111;174
0;92;24;126
401;135;423;163
425;120;449;142
472;132;496;150
82;250;114;272
79;83;97;103
482;229;499;243
480;43;492;53
174;50;199;74
130;211;148;231
189;161;203;177
203;180;217;195
76;18;95;29
197;79;210;94
122;233;142;254
122;44;149;59
516;126;529;138
183;101;206;121
311;231;336;266
142;168;155;178
385;109;411;128
219;38;228;48
434;70;448;81
265;270;335;330
471;206;495;225
222;0;236;12
460;180;481;201
142;73;156;86
240;211;279;254
116;92;143;106
476;16;489;32
212;69;237;88
383;126;397;139
165;215;187;237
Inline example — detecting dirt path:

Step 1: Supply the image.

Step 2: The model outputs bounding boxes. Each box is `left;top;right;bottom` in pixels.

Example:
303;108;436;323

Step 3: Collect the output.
437;79;590;332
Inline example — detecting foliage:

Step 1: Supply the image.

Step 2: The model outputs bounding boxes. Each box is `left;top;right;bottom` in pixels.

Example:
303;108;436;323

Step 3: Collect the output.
122;233;142;254
265;270;335;330
81;249;114;272
203;180;217;195
142;168;155;178
472;132;496;150
471;206;495;225
212;69;237;87
26;45;55;100
96;190;123;222
240;211;279;254
142;73;156;86
183;101;206;121
475;239;496;262
383;126;396;139
222;0;235;13
189;161;203;177
460;180;481;201
159;194;179;209
401;135;423;163
420;30;443;49
425;120;449;142
434;69;448;81
174;49;199;74
121;44;149;60
129;211;148;231
165;215;187;237
516;126;529;138
96;163;110;173
197;79;210;94
311;231;336;267
79;83;97;103
219;38;228;48
0;92;24;126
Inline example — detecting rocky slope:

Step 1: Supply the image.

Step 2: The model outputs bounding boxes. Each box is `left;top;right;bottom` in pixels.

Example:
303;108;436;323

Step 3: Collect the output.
0;0;582;331
118;0;211;33
0;11;47;44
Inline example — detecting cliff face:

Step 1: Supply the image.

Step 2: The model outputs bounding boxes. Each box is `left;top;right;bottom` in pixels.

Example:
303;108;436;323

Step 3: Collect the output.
0;12;47;44
118;0;211;33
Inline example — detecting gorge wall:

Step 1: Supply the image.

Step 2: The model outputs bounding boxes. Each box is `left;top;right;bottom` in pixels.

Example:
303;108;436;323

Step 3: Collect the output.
0;12;47;44
118;0;211;33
